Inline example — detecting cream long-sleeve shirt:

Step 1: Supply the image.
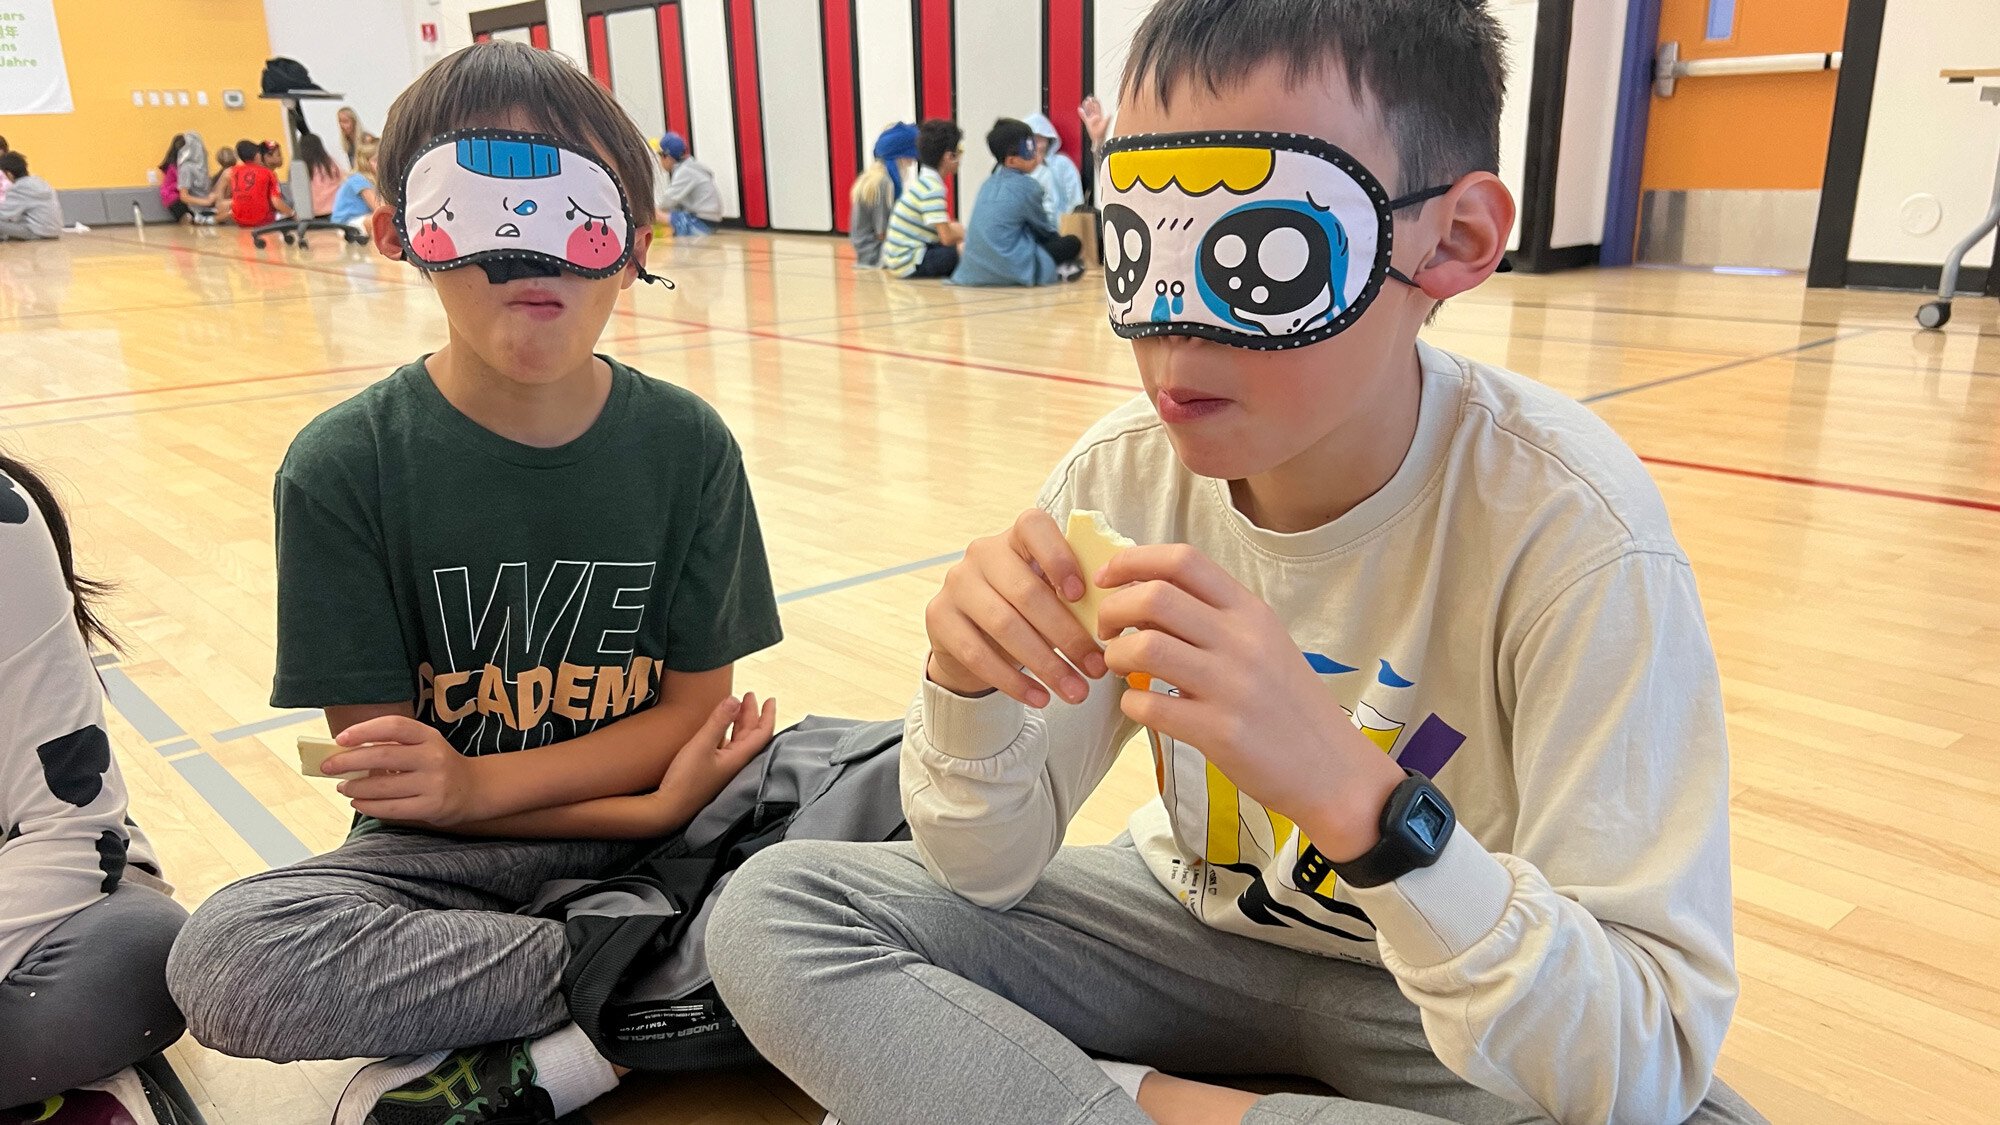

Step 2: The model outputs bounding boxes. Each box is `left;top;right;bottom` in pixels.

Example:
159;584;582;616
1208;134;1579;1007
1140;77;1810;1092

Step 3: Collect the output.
903;340;1739;1125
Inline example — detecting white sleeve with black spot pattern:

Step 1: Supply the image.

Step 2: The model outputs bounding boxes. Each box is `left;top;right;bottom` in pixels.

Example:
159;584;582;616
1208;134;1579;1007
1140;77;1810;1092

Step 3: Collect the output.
0;480;141;977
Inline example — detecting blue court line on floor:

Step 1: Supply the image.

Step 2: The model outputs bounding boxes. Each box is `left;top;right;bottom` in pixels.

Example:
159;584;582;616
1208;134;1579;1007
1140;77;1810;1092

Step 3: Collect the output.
778;552;964;604
97;660;312;866
99;666;189;745
170;754;311;867
1580;330;1871;403
211;711;323;743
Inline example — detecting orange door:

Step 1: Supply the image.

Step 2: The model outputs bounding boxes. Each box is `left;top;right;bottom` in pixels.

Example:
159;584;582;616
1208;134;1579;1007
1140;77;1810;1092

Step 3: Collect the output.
1637;0;1848;268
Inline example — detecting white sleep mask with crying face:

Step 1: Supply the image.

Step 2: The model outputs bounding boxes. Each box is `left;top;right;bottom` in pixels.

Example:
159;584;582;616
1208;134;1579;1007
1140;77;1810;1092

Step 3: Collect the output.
397;129;658;284
1098;131;1447;351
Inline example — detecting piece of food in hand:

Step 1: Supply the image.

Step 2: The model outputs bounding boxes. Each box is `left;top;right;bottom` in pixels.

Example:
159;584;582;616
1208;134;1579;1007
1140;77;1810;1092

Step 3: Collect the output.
298;735;368;782
1065;509;1135;634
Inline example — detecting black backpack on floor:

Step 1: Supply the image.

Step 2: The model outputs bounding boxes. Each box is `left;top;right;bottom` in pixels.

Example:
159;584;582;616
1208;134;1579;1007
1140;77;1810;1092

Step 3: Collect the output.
529;717;909;1072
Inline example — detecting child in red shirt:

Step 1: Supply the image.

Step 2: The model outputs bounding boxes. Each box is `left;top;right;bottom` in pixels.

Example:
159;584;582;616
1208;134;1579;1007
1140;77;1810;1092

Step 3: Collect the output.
226;139;293;226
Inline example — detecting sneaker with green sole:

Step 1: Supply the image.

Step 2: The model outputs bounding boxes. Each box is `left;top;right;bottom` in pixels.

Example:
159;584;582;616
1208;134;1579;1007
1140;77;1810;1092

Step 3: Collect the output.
332;1041;559;1125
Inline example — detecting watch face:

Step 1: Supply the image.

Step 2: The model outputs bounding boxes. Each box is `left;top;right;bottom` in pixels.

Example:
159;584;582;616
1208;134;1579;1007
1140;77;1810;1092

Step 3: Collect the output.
1407;790;1450;851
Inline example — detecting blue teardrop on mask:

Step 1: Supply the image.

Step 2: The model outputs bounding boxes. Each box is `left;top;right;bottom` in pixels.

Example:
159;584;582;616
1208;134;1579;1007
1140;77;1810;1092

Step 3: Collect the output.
513;199;538;216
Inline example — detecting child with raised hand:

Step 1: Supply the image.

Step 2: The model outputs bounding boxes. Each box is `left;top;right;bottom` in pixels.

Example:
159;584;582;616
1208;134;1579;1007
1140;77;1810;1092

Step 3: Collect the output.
708;2;1765;1123
165;40;783;1125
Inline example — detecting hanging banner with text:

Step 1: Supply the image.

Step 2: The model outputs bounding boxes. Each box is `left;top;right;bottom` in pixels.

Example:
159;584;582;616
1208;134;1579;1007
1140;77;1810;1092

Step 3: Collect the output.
0;0;72;115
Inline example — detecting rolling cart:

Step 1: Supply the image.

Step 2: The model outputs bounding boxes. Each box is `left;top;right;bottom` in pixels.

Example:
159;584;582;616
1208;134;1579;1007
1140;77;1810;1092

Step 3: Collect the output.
1920;68;2000;330
252;89;369;250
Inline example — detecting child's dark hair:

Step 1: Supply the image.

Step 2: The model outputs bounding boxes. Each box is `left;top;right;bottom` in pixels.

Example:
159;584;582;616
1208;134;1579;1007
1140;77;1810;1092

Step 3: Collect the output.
0;152;25;179
234;139;260;163
986;118;1036;165
0;453;118;653
1122;0;1506;194
297;132;339;180
160;134;185;173
377;41;656;225
917;119;962;171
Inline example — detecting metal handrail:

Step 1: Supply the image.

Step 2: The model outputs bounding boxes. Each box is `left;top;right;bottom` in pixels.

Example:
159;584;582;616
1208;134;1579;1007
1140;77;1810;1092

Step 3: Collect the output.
1654;42;1842;97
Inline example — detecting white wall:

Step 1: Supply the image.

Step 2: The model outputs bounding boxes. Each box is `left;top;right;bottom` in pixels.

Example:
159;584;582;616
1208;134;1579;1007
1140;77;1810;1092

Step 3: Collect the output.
436;0;585;59
758;0;833;230
606;6;667;142
1494;0;1536;252
1550;0;1625;249
263;0;427;160
855;0;916;141
954;0;1043;219
1091;0;1156;121
1847;0;1999;270
682;0;743;219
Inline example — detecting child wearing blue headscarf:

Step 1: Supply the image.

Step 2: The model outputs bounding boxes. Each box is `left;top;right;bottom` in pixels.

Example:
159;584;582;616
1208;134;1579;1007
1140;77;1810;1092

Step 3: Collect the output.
851;122;920;268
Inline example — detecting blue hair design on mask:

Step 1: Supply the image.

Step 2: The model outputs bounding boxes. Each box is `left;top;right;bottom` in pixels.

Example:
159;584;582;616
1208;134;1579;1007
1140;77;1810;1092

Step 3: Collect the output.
455;137;562;178
1192;197;1351;336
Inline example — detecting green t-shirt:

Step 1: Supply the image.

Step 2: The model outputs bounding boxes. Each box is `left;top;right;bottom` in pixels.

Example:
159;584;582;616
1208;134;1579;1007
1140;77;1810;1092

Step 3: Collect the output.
271;357;782;756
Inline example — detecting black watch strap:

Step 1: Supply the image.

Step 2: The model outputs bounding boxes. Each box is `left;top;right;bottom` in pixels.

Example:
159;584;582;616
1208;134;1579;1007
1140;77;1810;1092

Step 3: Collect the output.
1305;769;1456;890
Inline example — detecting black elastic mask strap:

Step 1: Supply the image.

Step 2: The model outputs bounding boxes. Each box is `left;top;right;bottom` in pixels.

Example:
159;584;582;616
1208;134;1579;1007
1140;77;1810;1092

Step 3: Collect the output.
636;265;675;289
1382;184;1452;289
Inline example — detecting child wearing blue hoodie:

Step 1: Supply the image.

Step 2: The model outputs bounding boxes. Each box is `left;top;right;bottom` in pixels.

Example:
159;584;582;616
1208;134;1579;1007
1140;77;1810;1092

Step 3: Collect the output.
951;118;1085;288
1023;112;1084;226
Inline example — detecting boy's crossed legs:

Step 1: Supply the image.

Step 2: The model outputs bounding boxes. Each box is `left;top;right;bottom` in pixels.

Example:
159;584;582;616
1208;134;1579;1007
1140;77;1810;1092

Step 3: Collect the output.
168;829;635;1061
709;839;1766;1125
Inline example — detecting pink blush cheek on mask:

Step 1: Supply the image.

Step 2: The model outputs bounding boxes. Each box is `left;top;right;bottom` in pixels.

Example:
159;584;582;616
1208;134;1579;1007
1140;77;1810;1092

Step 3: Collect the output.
411;222;459;263
566;221;624;271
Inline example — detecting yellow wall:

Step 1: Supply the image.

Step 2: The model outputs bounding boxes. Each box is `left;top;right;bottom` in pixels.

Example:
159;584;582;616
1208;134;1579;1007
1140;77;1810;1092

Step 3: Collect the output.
0;0;283;190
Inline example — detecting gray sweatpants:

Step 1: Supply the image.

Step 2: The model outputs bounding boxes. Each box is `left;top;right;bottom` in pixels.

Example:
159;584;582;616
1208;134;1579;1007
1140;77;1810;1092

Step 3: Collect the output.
0;882;189;1107
708;840;1766;1125
165;829;634;1061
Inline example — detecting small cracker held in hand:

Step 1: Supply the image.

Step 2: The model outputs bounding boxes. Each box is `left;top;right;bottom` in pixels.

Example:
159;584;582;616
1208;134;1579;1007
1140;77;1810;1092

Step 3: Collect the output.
298;735;368;782
1065;510;1135;636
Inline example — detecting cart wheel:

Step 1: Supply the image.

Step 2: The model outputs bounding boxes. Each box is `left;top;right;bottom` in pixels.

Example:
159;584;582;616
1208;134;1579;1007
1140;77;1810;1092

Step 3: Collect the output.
1916;301;1951;330
298;234;310;249
282;231;296;245
252;236;267;249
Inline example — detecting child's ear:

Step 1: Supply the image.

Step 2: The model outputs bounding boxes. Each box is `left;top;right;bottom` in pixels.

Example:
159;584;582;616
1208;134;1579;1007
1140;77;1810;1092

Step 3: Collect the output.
622;224;656;291
371;205;404;261
1411;172;1514;302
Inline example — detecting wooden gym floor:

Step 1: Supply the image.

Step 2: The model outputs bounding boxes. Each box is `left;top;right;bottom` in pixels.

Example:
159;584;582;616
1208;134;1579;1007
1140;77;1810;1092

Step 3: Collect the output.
1;224;1996;1125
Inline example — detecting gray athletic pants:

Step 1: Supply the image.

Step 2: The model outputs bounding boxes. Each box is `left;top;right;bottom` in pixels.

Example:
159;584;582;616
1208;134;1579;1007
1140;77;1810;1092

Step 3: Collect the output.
0;882;189;1107
707;839;1767;1125
164;830;634;1060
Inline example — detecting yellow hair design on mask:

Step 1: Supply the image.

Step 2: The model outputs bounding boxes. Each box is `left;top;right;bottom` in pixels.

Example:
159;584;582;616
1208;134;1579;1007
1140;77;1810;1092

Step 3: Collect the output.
1107;146;1276;195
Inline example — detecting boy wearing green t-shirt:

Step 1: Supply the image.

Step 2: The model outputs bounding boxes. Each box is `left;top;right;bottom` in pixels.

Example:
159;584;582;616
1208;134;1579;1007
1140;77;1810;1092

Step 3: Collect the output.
166;43;783;1125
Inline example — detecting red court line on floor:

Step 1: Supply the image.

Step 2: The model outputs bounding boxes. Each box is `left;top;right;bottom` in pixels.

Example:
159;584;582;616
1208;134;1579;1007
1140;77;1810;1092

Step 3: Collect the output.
1;326;708;414
81;231;403;281
620;309;1140;393
1640;456;2000;514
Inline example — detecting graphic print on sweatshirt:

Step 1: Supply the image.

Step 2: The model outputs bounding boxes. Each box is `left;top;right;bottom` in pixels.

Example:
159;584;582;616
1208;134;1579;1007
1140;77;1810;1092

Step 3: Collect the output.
1145;649;1467;947
417;560;660;754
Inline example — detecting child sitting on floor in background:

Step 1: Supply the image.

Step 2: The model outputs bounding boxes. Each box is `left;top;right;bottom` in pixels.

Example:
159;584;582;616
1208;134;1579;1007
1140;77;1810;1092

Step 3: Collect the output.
225;139;293;228
1023;111;1085;226
882;119;965;279
298;132;344;219
0;153;62;240
951;117;1085;287
326;167;379;232
850;121;919;269
165;40;784;1125
653;131;723;237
